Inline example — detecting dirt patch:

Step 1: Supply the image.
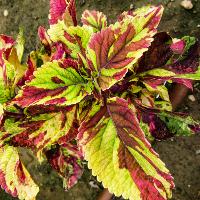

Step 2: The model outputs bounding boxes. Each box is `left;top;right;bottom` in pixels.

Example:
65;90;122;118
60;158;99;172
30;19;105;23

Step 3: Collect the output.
0;0;200;200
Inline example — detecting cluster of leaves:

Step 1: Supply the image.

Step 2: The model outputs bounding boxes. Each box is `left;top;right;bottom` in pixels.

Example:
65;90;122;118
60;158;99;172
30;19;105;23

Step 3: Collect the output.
0;0;200;200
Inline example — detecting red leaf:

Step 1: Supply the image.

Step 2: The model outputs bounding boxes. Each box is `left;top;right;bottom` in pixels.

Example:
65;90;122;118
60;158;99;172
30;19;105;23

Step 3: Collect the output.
136;32;172;73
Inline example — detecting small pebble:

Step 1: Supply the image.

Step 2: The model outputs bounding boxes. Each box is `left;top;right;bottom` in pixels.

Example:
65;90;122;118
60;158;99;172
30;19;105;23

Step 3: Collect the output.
80;0;85;6
170;138;174;142
3;9;9;17
89;181;99;189
180;0;193;10
188;184;191;188
130;4;134;9
188;95;196;102
196;149;200;155
197;24;200;28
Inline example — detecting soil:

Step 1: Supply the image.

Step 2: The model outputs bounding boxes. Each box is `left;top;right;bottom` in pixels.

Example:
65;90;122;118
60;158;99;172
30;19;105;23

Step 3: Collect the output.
0;0;200;200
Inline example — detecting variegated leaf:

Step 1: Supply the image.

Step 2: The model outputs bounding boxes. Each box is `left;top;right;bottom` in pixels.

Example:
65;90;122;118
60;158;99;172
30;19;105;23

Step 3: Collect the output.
46;142;83;189
38;26;70;61
14;61;92;107
0;35;15;51
138;105;200;140
0;103;4;125
0;35;16;103
17;51;40;87
0;35;27;103
48;22;93;59
137;35;200;89
81;10;107;32
78;97;174;200
38;26;52;50
86;6;164;91
49;0;77;26
165;41;200;76
118;5;162;22
0;145;39;200
1;105;78;155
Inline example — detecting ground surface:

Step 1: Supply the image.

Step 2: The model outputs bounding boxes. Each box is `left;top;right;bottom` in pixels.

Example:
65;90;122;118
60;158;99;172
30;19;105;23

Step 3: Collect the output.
0;0;200;200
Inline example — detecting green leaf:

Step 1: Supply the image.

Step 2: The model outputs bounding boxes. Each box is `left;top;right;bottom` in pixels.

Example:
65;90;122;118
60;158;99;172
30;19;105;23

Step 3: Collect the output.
78;97;174;200
159;112;199;136
139;69;176;77
15;28;25;63
181;36;196;55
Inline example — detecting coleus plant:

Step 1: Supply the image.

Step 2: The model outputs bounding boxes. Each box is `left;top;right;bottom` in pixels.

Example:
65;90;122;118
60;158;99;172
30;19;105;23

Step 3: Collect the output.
0;0;200;200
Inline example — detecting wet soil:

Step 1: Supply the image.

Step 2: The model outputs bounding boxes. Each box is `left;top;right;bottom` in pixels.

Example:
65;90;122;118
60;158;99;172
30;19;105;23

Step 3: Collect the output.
0;0;200;200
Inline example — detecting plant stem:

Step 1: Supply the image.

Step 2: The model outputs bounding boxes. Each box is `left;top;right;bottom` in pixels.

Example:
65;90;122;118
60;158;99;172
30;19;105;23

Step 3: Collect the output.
97;189;113;200
170;84;189;111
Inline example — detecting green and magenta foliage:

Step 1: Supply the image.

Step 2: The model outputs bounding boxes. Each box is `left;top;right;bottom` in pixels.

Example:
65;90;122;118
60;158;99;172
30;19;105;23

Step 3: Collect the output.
0;0;200;199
